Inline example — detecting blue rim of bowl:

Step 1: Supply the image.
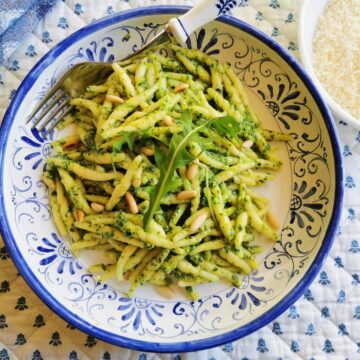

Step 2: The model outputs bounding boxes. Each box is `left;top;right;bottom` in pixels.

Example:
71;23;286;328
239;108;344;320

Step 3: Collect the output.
0;5;344;353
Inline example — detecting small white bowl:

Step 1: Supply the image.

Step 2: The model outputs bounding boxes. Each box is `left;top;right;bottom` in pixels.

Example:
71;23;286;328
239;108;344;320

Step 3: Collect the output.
298;0;360;128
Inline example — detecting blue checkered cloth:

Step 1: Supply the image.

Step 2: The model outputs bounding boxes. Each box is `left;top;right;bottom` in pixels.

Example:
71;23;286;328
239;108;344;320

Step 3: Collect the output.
0;0;57;65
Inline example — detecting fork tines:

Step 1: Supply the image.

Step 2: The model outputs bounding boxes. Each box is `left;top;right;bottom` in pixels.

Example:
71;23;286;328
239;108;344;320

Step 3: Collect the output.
27;88;72;137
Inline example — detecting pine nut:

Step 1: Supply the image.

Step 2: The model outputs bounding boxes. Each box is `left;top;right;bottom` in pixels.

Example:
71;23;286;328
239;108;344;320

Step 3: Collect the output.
242;140;254;148
74;209;84;223
174;83;189;93
267;212;280;229
177;190;197;200
187;163;199;181
105;94;124;104
125;192;138;214
156;286;176;299
190;212;208;233
124;271;132;280
140;146;154;156
163;115;175;127
91;202;105;212
95;165;105;173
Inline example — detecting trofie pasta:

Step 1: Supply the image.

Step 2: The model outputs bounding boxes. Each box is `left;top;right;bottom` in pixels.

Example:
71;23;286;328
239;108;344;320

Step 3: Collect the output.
43;44;292;300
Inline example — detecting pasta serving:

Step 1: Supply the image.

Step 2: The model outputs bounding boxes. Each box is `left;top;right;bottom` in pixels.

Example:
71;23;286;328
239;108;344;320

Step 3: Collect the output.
42;44;291;300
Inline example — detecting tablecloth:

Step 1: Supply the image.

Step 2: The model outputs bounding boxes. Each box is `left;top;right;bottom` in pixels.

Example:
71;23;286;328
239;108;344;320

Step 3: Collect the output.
0;0;359;359
0;0;57;65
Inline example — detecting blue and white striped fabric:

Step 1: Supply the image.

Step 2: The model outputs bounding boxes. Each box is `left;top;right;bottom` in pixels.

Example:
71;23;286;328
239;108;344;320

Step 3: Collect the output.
0;0;56;65
0;0;359;359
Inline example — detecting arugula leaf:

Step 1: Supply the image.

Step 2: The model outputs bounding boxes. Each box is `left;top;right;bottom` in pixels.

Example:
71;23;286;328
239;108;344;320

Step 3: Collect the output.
112;129;168;155
143;110;196;229
143;112;239;230
203;165;217;226
211;114;256;141
210;116;242;138
112;132;138;152
154;148;183;193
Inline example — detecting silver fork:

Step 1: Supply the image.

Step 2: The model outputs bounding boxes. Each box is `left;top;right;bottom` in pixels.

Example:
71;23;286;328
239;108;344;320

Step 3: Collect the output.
28;0;239;136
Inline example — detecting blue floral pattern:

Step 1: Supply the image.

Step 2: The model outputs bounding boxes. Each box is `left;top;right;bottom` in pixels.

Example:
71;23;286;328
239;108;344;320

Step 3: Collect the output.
350;240;360;253
321;306;330;318
337;289;346;303
288;305;300;319
345;176;356;189
303;288;314;301
354;306;360;320
290;340;299;353
255;11;263;21
15;127;54;171
8;60;20;71
323;339;335;353
272;322;282;335
338;323;349;336
305;323;315;336
215;0;237;15
57;17;69;29
347;208;355;220
288;41;297;51
285;13;294;23
318;271;330;285
42;31;53;44
73;3;83;15
256;338;269;353
26;45;37;57
30;233;83;275
117;297;164;332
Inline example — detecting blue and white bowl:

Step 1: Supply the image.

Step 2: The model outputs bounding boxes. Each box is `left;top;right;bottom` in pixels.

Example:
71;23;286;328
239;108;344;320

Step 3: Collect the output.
0;6;343;352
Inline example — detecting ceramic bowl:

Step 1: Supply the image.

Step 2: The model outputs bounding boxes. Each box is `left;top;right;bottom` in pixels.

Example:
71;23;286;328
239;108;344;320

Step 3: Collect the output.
0;6;343;352
298;0;360;128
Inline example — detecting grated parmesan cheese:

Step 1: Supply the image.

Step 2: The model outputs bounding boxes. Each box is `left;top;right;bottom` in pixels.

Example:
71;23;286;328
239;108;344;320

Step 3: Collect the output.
313;0;360;119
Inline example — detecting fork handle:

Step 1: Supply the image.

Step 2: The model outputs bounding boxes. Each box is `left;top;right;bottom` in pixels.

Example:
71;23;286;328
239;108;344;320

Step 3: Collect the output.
168;0;239;46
